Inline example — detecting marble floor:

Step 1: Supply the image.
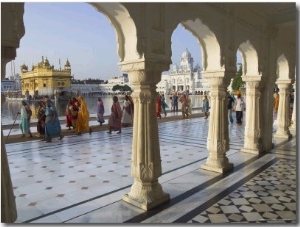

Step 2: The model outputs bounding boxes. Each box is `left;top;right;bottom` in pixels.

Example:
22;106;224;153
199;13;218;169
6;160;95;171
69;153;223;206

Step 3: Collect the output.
4;113;297;224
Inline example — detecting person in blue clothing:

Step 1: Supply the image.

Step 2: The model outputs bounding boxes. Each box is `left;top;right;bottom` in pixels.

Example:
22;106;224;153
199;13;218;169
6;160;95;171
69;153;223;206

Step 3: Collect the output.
160;94;169;117
44;99;64;142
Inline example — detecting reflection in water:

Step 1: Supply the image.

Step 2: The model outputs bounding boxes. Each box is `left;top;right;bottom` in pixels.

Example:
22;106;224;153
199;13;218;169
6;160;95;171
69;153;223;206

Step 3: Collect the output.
1;95;205;125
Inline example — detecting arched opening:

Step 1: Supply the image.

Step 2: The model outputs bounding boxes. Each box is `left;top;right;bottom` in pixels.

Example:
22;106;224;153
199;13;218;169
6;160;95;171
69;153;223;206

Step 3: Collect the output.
277;54;289;80
238;40;259;76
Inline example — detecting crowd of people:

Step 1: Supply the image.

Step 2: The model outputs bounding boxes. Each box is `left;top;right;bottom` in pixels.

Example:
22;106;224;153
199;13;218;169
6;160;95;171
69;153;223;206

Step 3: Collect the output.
18;90;274;141
17;94;136;140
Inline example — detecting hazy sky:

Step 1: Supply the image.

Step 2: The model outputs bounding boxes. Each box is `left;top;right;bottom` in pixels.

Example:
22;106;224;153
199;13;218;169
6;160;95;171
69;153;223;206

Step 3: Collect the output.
6;2;241;80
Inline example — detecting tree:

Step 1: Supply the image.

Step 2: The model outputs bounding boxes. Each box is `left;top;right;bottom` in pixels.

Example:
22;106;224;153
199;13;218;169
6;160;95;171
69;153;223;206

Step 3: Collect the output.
232;63;245;91
112;84;132;92
112;84;122;91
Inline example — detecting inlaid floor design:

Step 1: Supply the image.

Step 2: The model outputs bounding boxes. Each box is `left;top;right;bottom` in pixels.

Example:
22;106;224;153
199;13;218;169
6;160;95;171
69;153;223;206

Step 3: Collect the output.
188;158;296;224
4;115;298;224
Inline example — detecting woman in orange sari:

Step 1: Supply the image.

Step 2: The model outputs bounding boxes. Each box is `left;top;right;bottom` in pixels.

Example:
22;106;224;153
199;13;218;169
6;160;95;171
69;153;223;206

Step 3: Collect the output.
75;96;91;135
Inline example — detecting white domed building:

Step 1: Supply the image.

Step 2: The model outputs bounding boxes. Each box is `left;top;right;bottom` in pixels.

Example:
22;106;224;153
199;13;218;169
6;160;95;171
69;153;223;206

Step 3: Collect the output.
157;48;210;95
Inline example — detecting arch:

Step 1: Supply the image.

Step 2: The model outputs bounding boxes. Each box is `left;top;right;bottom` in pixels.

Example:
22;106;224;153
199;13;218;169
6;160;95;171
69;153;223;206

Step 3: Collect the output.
89;3;140;62
277;54;289;80
238;40;259;76
180;18;221;71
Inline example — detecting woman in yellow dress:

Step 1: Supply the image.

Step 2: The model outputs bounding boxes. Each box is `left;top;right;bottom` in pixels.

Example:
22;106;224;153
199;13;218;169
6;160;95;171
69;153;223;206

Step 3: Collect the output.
75;96;92;135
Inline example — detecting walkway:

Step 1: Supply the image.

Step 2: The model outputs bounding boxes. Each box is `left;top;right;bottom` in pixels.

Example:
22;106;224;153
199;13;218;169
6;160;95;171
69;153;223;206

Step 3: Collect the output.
4;113;297;223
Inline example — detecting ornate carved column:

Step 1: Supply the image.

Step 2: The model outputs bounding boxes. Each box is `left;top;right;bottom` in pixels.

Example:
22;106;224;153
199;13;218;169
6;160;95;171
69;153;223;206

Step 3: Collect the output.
290;82;296;130
241;76;263;154
2;3;25;222
274;80;292;139
201;75;233;173
1;48;18;223
120;62;169;210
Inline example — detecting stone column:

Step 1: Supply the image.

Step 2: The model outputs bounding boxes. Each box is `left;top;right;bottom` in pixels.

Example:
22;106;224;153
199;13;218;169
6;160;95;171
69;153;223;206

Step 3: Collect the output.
1;48;18;223
274;80;292;139
121;63;169;210
241;76;263;154
259;77;275;152
201;76;233;173
290;82;296;130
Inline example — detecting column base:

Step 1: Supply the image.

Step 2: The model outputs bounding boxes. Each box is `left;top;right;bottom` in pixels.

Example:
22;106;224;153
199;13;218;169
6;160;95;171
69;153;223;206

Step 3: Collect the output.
123;181;170;210
289;124;296;130
241;147;263;155
201;162;233;173
274;133;292;139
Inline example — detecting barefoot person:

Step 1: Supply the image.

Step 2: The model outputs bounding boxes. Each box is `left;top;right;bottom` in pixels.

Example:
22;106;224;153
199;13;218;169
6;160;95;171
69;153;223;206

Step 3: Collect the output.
18;100;33;138
45;99;64;142
107;96;122;134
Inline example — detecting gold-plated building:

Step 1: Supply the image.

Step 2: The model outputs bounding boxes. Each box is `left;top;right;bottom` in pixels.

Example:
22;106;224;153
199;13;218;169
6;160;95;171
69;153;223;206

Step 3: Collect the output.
20;56;72;97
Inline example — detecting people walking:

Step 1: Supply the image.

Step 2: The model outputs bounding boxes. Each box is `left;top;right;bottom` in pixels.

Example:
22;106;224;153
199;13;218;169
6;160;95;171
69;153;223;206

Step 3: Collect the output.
179;94;190;119
122;95;133;127
65;98;74;130
172;92;179;112
160;94;169;117
75;96;92;135
227;92;235;123
234;91;245;125
97;97;105;126
18;100;33;138
202;95;209;119
156;95;162;119
44;99;64;142
36;101;46;138
107;96;123;134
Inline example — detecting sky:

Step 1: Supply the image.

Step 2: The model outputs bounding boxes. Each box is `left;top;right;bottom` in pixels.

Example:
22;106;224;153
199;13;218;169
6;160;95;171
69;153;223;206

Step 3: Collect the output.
6;2;241;81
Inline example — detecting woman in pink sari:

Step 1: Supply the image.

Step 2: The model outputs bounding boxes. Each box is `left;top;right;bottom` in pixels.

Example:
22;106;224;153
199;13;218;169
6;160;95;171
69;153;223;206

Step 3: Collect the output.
107;96;123;134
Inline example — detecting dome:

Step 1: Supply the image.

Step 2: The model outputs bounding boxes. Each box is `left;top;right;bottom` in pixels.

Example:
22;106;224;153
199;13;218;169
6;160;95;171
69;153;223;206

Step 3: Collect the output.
21;63;27;70
44;58;50;66
181;48;191;59
65;59;70;67
194;63;201;71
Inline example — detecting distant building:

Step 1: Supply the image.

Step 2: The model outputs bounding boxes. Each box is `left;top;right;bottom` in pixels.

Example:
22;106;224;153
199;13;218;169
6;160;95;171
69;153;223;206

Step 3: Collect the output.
20;56;72;97
157;48;210;95
1;78;16;94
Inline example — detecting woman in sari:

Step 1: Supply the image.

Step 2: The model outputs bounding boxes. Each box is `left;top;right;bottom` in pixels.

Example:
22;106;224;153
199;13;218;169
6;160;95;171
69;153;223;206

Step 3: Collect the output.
18;100;33;138
36;101;46;138
69;97;79;129
160;94;169;117
65;98;73;130
107;96;123;134
156;95;162;119
97;97;105;126
179;94;190;119
75;96;91;135
45;99;64;142
121;95;133;127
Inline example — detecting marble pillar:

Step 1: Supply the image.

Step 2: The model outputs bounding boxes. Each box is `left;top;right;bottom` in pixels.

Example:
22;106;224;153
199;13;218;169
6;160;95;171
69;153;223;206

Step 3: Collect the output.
241;76;263;154
201;76;233;173
122;67;169;210
274;80;292;139
1;47;18;223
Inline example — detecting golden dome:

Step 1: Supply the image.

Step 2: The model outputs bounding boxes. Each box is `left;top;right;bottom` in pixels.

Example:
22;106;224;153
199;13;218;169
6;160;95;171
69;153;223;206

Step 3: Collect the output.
65;59;70;67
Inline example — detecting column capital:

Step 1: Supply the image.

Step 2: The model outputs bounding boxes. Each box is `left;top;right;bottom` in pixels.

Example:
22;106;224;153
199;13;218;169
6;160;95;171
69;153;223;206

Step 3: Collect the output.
276;78;291;85
119;59;170;73
242;75;261;82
